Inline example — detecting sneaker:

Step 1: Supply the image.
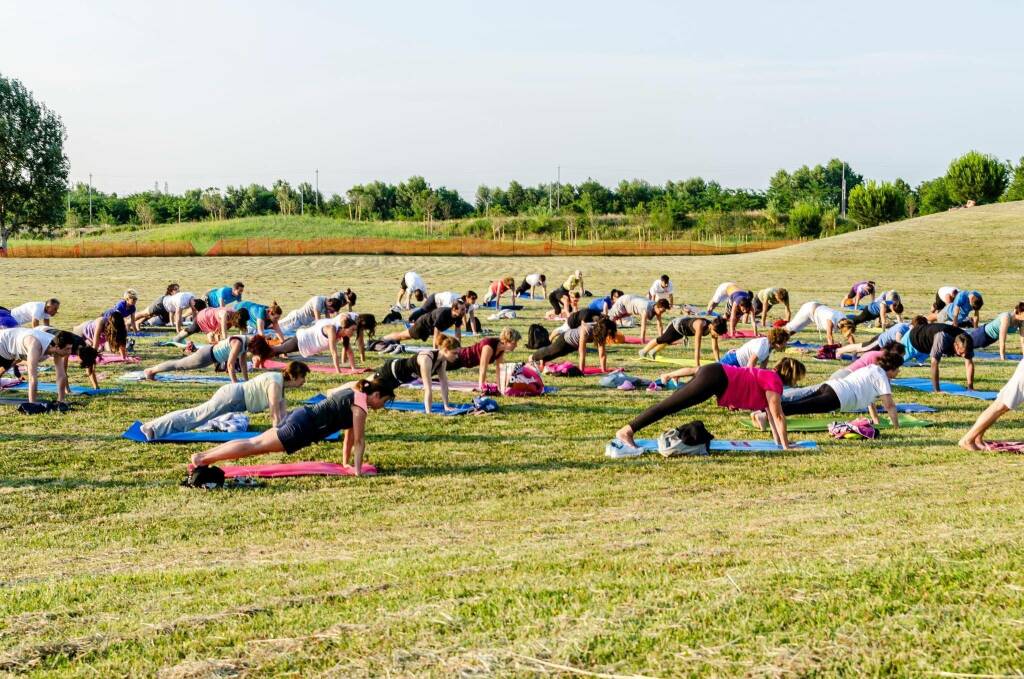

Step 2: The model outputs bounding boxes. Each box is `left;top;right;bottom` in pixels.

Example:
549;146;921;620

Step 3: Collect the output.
605;439;645;459
617;380;635;391
646;381;661;392
637;349;648;358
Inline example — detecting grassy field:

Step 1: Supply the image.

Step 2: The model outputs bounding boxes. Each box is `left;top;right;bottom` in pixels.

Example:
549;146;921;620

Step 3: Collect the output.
2;202;1024;676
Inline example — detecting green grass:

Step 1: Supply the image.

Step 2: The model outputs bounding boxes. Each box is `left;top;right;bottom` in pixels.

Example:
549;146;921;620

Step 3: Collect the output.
3;201;1024;676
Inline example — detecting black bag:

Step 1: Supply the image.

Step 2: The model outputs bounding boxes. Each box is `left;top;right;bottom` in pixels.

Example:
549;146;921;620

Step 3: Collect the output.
382;309;403;324
17;402;49;415
183;465;226;489
526;323;550;350
466;316;482;333
674;420;715;446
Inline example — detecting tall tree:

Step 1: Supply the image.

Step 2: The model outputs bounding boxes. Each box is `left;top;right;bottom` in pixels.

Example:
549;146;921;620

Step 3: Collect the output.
0;74;69;249
945;151;1009;205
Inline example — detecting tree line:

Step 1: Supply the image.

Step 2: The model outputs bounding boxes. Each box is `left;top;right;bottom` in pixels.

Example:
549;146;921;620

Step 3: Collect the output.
3;72;1024;248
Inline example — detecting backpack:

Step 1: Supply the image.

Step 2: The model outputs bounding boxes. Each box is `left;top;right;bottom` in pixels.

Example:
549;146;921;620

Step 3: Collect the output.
526;323;550;350
382;309;403;324
675;420;715;446
183;465;226;489
466;316;482;333
828;418;879;440
500;362;545;396
816;344;840;360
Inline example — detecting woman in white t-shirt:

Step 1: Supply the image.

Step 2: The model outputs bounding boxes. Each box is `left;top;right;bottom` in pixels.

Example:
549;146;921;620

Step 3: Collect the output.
157;291;201;332
785;301;856;346
0;328;73;403
960;357;1024;450
753;351;903;431
0;299;60;328
269;315;360;373
140;361;310;440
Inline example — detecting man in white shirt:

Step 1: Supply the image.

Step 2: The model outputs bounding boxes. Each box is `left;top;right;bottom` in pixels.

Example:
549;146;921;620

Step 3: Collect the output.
1;299;60;328
396;271;428;309
0;327;73;403
516;273;547;300
960;357;1024;450
648;275;674;305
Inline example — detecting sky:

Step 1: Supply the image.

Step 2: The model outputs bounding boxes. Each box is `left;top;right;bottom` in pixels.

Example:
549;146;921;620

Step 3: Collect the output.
3;0;1023;200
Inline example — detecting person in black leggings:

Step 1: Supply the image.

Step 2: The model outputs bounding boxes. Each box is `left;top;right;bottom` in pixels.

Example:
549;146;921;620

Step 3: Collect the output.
639;316;727;366
530;318;617;372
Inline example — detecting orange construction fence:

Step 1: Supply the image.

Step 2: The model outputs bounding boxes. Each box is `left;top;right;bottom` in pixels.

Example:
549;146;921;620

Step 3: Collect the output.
4;241;196;258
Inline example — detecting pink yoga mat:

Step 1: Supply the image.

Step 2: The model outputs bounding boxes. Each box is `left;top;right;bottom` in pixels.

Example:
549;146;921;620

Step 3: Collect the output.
984;441;1024;453
619;336;646;345
210;461;377;477
262;359;370;375
70;354;140;365
722;330;761;339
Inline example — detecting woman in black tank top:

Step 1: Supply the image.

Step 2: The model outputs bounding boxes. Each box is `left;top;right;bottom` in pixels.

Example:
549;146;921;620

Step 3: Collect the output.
190;379;396;477
639;316;726;367
372;337;461;413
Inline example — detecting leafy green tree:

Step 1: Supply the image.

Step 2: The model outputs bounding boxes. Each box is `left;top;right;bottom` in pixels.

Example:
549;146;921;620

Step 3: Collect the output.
847;181;907;227
917;177;954;215
1001;157;1024;202
945;151;1009;205
0;74;69;248
788;200;823;237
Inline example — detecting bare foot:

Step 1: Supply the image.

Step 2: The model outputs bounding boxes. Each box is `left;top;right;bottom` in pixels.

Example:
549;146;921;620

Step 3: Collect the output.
958;437;983;451
615;426;637;448
140;424;155;441
143;369;156;381
190;452;204;467
750;410;768;431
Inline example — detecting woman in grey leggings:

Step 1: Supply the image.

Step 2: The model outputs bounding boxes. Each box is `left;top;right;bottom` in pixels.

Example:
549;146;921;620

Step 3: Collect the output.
140;361;310;440
143;335;270;383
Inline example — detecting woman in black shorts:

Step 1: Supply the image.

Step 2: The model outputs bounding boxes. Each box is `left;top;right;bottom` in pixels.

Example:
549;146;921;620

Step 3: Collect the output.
382;300;466;348
530;317;617;373
189;379;395;476
638;316;727;367
374;335;461;413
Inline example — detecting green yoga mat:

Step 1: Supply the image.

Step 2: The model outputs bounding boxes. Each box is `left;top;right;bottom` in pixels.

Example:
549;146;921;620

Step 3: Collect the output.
640;353;698;368
741;414;931;432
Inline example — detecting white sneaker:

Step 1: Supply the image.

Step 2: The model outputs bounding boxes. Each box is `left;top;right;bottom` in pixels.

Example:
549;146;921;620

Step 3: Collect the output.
637;349;648;358
605;439;645;459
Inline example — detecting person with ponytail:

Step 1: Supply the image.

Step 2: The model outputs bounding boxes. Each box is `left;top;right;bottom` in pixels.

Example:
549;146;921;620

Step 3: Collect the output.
529;317;617;373
141;361;310;440
263;314;360;373
483;276;516;307
448;327;522;392
189;378;395;476
173;306;249;343
609;357;805;456
73;312;129;359
332;288;358;311
374;334;460;413
279;295;344;334
719;328;791;368
638;315;726;367
968;302;1024;360
144;333;257;383
133;283;180;328
45;329;101;392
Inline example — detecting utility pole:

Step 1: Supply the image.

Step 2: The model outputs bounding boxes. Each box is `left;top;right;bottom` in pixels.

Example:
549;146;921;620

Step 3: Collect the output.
841;162;847;219
556;165;561;211
315;169;319;211
88;173;93;226
300;187;304;216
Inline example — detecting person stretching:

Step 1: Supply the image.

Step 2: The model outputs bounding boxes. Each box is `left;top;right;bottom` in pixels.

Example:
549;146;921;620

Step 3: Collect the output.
930;289;983;328
205;281;245;308
785;301;856;346
639;316;726;367
483;277;515;308
0;299;59;329
847;298;904;329
959;357;1024;450
588;289;623;315
607;295;670;343
396;271;428;309
548;270;584;317
648;275;674;305
374;335;460;413
706;283;755;337
73;313;129;359
279;295;343;334
269;315;359;373
516;273;546;300
331;288;358;311
141;361;310;440
448;328;521;392
173;307;249;344
753;287;791;327
408;291;477;324
611;357;805;455
931;285;959;314
551;307;604;339
384;299;467;348
720;328;791;368
190;379;395;476
160;291;202;333
233;300;284;337
108;290;140;332
968;303;1024;360
133;284;180;328
754;351;903;430
841;280;876;308
0;328;74;404
144;334;269;383
530;317;617;374
901;321;975;391
45;329;101;392
836;319;918;356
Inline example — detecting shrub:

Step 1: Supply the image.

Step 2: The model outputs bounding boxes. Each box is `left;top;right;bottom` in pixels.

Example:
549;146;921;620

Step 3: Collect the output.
788;201;823;237
917;177;955;215
1002;157;1024;203
847;181;907;227
945;151;1009;205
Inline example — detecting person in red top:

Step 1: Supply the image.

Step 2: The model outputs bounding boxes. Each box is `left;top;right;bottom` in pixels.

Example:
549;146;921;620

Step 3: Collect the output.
612;358;806;454
483;276;516;308
448;328;522;391
174;307;249;343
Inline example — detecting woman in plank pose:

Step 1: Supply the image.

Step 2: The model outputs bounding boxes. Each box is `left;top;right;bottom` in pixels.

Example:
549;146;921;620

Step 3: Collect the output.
483;277;516;308
959;357;1024;450
607;295;671;343
173;306;249;343
705;282;755;336
141;361;310;440
448;328;521;392
45;329;101;391
529;317;617;374
133;284;180;328
205;281;245;308
967;303;1024;360
266;315;365;373
232;300;284;337
753;287;791;327
784;301;856;346
638;316;726;367
144;334;271;383
374;335;461;414
189;378;395;477
751;351;904;430
841;280;876;308
73;313;129;359
610;357;806;455
846;297;904;329
720;328;791;368
0;328;76;404
279;295;344;334
548;270;585;317
515;273;547;300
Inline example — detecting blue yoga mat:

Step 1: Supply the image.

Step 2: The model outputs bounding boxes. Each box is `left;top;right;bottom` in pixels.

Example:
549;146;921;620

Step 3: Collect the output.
122;420;339;443
1;382;121;396
305;393;476;415
632;438;818;452
119;371;234;384
973;350;1023;361
849;403;937;414
478;300;524;310
892;378;997;401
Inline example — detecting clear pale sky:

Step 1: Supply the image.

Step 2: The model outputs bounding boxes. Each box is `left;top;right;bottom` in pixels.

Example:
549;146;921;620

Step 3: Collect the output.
3;1;1022;199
